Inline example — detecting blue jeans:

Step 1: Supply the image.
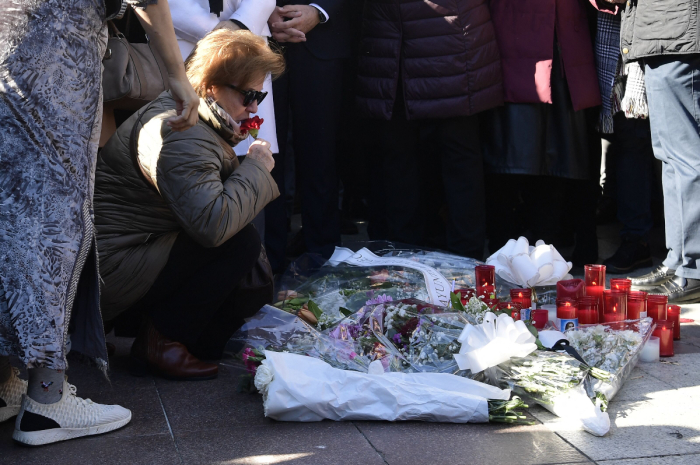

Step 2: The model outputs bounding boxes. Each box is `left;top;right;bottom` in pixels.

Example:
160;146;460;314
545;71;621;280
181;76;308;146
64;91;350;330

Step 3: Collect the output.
645;54;700;279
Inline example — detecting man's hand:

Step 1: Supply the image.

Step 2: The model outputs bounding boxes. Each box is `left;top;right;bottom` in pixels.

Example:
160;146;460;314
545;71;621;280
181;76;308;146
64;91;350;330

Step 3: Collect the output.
246;139;275;172
213;20;242;32
272;5;320;34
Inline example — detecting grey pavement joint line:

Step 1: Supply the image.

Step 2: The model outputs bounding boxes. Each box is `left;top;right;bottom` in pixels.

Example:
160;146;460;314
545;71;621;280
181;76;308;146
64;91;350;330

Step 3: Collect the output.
598;452;700;463
154;380;184;465
529;409;599;464
352;422;390;465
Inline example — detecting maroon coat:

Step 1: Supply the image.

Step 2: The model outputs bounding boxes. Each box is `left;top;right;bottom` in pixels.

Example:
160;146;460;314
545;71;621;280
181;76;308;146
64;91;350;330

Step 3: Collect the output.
356;0;503;121
489;0;601;111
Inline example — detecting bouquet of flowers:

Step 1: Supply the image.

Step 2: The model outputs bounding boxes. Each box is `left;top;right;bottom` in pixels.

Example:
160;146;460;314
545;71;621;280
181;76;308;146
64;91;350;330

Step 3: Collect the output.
566;319;655;400
483;351;611;436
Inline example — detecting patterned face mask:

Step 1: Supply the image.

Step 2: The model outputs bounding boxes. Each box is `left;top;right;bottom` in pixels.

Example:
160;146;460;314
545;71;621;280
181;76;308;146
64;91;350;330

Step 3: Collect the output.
205;95;239;131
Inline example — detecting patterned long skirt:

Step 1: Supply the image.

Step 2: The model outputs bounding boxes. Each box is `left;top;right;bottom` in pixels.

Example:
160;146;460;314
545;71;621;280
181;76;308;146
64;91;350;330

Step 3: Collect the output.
0;0;109;369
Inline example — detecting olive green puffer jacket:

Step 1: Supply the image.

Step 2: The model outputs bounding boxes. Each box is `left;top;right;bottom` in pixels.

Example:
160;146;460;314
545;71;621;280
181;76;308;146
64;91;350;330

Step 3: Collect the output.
94;92;279;321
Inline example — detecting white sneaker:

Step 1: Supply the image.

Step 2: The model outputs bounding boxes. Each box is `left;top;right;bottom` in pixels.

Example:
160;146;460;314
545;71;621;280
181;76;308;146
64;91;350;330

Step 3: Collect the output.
13;379;131;446
0;367;27;423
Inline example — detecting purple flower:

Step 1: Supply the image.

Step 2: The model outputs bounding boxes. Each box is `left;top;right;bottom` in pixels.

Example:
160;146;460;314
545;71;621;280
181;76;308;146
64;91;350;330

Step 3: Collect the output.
392;333;403;345
365;294;393;306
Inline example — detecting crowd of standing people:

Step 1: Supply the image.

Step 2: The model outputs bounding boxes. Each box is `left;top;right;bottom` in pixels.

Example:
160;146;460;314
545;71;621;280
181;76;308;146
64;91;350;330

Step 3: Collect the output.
1;0;700;448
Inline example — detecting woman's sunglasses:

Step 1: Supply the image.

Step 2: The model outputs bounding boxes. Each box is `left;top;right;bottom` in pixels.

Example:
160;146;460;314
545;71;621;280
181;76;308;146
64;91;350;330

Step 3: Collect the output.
227;84;268;106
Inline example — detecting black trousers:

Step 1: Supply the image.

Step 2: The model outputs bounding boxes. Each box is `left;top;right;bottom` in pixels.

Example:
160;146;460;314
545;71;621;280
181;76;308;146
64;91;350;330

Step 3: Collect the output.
123;224;267;359
366;110;487;260
266;43;343;272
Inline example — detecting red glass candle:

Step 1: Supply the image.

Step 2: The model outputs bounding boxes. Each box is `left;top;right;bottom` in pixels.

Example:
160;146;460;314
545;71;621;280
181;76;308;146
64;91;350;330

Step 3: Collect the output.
578;296;599;324
584;264;606;287
647;294;668;322
610;278;632;294
556;298;577;319
628;291;648;319
667;305;681;340
475;265;495;298
510;309;521;321
603;290;627;320
531;309;549;330
653;320;675;357
557;279;585;301
483;297;500;309
510;288;532;309
455;288;476;305
497;301;522;312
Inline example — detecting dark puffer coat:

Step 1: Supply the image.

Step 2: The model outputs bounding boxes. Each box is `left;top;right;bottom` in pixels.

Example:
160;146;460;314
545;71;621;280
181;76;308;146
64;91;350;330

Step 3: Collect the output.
356;0;503;120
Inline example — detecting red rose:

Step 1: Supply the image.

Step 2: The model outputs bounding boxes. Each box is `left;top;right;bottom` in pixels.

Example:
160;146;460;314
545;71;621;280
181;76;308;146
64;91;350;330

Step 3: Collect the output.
240;116;264;138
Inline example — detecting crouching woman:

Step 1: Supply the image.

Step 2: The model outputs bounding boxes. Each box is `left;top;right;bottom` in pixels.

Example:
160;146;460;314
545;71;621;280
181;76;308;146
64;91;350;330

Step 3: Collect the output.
94;29;285;380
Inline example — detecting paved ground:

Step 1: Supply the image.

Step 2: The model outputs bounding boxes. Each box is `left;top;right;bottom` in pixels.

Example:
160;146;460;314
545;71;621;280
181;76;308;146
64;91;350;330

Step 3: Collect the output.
1;221;699;464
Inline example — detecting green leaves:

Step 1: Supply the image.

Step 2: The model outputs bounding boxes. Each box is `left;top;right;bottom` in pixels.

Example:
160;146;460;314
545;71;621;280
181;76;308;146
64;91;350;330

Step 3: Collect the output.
307;300;323;320
449;292;466;311
339;307;353;317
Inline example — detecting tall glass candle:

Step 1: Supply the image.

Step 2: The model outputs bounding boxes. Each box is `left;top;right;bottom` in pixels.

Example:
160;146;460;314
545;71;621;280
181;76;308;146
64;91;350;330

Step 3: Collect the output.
556;298;577;319
603;290;627;321
475;265;496;298
667;305;681;340
510;288;532;309
653;320;674;357
647;294;668;322
610;278;632;294
584;265;605;313
578;296;599;324
557;279;585;301
627;292;646;320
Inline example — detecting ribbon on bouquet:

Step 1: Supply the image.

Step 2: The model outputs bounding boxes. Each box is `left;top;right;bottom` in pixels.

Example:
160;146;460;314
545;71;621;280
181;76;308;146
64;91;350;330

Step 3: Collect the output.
454;312;538;373
486;237;572;288
328;247;452;307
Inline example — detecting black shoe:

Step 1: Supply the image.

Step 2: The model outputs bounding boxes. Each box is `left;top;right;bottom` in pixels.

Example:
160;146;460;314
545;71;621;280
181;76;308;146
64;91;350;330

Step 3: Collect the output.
603;237;653;274
629;265;676;289
651;275;700;304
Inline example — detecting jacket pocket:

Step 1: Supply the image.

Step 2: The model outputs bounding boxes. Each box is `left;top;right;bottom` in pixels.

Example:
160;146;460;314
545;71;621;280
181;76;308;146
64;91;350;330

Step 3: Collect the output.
635;0;692;40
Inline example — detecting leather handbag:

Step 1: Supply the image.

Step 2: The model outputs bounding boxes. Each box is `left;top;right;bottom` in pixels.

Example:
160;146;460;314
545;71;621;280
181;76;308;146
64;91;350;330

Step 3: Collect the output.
102;8;170;110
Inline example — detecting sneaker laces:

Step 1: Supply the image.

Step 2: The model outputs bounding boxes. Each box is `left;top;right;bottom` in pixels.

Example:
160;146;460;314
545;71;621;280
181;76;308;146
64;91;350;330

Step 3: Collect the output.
65;383;95;409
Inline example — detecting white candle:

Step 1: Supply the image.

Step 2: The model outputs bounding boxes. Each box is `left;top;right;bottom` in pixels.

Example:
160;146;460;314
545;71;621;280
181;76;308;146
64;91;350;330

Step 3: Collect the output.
639;336;660;362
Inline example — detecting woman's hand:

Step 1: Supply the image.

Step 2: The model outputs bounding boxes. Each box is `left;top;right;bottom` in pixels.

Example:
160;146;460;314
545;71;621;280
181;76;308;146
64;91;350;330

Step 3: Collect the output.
246;139;275;172
167;74;200;131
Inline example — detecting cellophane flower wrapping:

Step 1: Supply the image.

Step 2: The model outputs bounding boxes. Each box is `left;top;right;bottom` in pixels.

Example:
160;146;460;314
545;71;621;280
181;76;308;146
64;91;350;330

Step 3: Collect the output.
273;244;519;330
483;351;610;436
566;318;655;400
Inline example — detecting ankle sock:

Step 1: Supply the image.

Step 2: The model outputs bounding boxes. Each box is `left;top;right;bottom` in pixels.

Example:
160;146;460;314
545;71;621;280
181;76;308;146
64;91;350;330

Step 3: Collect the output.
0;356;11;384
27;367;65;404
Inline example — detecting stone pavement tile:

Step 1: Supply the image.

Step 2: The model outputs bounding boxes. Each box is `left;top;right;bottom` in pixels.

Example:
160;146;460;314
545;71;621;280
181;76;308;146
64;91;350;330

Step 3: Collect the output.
611;366;676;402
599;454;700;465
636;353;700;390
530;395;700;462
155;363;272;432
0;431;179;465
176;422;386;465
353;421;592;465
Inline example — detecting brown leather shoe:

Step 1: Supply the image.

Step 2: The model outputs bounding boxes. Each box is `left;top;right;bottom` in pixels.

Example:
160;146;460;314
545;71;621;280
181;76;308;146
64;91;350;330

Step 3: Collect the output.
130;322;218;381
